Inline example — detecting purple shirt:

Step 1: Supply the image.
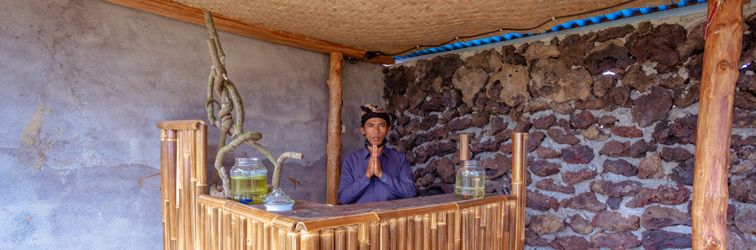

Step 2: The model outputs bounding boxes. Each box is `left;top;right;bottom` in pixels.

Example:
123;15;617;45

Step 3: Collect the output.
337;146;416;204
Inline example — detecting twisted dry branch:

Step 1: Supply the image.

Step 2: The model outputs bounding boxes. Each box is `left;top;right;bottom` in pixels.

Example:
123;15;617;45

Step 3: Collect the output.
213;131;261;196
203;11;303;198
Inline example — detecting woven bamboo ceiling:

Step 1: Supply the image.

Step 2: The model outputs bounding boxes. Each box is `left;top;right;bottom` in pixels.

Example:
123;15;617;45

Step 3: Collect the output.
110;0;675;63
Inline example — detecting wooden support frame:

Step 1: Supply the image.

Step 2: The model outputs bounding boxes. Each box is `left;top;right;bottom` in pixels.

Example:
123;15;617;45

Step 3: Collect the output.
326;53;344;205
692;0;745;249
105;0;394;64
511;133;527;250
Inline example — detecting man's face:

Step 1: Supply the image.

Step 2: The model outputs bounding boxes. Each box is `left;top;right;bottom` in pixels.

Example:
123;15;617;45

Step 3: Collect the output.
361;117;390;146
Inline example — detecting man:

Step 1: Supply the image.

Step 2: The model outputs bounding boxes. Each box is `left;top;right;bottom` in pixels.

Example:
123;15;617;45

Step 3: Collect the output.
337;104;416;204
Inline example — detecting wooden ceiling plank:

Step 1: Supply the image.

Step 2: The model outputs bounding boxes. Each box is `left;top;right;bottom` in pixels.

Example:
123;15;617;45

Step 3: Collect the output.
105;0;394;64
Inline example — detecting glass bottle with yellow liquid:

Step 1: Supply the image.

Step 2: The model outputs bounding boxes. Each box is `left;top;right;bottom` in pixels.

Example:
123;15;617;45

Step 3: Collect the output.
454;133;485;199
454;160;485;199
230;157;268;204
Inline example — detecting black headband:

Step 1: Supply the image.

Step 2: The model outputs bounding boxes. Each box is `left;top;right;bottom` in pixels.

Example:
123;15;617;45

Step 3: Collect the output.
360;105;391;127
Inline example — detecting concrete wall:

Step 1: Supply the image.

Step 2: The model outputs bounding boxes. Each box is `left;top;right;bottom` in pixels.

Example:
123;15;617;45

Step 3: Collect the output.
0;0;383;248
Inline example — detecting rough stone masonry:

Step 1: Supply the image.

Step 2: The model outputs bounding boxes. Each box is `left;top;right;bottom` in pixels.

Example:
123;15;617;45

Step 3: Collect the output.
383;14;756;249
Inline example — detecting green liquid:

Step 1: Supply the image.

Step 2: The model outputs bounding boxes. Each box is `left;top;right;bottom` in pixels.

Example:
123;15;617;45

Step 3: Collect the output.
231;175;267;204
455;174;485;199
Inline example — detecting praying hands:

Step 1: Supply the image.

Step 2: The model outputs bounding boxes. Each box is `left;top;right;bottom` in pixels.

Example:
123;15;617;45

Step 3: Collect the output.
365;144;383;178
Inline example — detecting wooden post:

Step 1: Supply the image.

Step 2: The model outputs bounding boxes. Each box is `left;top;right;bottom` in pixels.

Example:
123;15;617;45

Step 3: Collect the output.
326;52;344;205
511;133;527;250
458;133;470;161
692;0;744;249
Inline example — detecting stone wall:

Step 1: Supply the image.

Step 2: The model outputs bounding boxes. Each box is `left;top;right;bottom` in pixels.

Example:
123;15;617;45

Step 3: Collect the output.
0;0;383;248
383;14;756;249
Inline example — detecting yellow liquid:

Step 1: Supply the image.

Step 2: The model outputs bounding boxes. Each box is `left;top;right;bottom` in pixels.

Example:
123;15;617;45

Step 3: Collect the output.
455;174;485;199
231;175;267;204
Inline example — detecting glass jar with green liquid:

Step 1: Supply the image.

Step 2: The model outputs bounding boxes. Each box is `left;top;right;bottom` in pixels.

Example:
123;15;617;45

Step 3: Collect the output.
455;160;485;199
230;157;267;204
454;133;485;199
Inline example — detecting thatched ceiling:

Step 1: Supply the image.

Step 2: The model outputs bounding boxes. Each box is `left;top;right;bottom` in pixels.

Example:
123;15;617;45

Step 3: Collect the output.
108;0;679;63
174;0;673;54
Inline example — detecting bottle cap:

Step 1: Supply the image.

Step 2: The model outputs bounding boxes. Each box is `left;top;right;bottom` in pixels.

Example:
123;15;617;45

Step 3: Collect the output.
463;160;478;166
236;157;262;165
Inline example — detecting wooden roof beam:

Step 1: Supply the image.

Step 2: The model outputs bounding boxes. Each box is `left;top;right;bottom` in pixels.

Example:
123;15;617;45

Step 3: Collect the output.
106;0;394;64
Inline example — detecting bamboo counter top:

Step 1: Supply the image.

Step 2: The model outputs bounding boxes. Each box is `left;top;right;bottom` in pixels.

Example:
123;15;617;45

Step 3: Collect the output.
198;193;513;232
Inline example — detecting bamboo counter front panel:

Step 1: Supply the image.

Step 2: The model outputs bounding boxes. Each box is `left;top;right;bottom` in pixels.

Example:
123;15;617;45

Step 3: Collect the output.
159;120;526;250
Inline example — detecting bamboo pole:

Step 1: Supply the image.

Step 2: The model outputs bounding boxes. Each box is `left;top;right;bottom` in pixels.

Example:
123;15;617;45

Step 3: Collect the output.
160;129;173;250
388;219;397;250
231;215;239;250
380;222;389;250
185;131;196;250
326;52;344;205
497;202;504;250
335;228;346;250
503;202;511;250
359;223;369;250
407;217;415;250
287;232;300;250
467;209;475;250
475;208;482;250
692;0;745;249
370;222;379;250
193;126;206;250
210;208;218;250
302;231;320;250
347;225;358;250
257;222;265;250
437;219;447;250
460;211;467;250
263;223;271;250
247;220;256;250
446;211;454;250
422;215;431;250
484;205;493;250
197;124;207;191
239;218;246;250
178;131;187;250
430;213;437;250
499;202;505;250
168;130;178;247
490;204;498;250
458;133;470;161
198;205;205;250
414;216;422;250
453;210;461;250
511;133;527;250
222;211;230;250
321;229;334;250
397;218;407;250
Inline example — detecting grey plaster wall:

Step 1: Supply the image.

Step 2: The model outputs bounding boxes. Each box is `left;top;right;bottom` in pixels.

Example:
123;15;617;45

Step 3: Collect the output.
0;0;383;249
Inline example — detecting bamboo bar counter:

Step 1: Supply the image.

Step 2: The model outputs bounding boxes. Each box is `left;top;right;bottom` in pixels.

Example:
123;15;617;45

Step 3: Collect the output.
158;120;527;250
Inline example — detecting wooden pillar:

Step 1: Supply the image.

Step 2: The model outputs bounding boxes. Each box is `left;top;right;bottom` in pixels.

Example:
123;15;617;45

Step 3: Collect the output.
511;133;527;250
326;52;344;205
692;0;744;249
